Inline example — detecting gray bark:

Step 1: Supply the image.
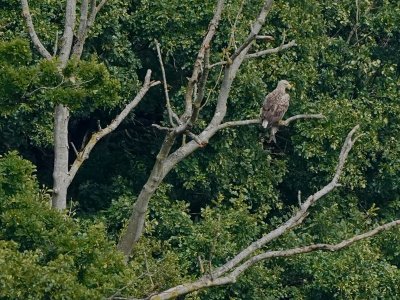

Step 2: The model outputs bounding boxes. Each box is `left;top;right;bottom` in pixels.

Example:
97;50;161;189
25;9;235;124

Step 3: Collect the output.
59;0;76;67
20;0;52;59
117;0;276;258
52;104;70;209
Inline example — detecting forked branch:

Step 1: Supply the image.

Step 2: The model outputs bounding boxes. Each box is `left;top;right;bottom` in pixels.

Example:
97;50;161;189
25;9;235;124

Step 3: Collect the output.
72;0;109;58
210;125;360;279
67;70;160;183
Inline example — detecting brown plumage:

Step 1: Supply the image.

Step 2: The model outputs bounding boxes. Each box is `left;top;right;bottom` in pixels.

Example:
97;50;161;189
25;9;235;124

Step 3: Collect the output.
261;80;292;142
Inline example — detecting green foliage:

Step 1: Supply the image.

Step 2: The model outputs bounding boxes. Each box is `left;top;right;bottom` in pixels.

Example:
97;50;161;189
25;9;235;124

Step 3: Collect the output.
0;153;187;299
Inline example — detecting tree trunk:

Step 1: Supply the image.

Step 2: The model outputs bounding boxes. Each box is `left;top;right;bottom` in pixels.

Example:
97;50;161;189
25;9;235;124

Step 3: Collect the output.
52;104;70;210
117;133;175;256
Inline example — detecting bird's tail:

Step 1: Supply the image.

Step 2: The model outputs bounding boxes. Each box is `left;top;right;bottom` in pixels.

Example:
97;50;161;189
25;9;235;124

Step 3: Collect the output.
262;120;268;128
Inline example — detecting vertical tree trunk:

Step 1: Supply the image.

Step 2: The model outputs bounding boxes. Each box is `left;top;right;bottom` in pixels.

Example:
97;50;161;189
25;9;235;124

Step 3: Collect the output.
52;104;70;210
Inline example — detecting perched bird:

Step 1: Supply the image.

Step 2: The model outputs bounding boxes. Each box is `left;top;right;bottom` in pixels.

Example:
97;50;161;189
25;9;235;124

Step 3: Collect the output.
261;80;292;143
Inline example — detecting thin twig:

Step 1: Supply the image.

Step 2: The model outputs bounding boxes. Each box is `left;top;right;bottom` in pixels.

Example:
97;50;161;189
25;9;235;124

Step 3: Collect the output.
279;113;325;126
23;79;65;97
245;40;297;59
70;142;79;157
155;40;180;126
201;65;224;109
152;124;174;132
228;0;245;50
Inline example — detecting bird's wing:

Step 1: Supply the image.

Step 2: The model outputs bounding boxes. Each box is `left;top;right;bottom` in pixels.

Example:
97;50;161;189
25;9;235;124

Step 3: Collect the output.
273;94;290;119
262;91;286;125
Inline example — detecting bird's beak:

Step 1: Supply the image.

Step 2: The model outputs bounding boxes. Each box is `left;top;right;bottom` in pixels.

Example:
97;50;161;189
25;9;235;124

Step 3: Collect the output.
288;83;293;90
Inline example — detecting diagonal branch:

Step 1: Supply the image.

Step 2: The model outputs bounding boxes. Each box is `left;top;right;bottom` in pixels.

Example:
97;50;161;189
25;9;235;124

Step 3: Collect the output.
230;0;274;61
67;70;160;184
155;40;180;126
220;219;400;282
20;0;52;59
115;125;362;300
211;125;360;278
245;40;297;59
117;219;400;300
217;118;260;130
176;0;225;131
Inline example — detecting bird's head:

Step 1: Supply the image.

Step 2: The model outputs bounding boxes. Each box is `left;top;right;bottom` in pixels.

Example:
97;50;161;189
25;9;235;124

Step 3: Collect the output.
278;80;293;90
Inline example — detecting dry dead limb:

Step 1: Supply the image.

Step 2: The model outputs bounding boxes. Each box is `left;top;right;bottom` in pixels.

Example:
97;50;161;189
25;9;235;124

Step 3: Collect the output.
112;125;400;300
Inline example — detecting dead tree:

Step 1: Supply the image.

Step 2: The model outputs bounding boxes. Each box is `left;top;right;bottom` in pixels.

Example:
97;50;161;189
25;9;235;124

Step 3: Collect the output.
117;0;316;257
110;126;400;299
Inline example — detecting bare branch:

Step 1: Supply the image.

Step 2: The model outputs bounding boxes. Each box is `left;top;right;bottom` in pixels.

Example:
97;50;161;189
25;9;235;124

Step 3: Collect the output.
190;47;211;124
20;0;52;59
208;60;227;69
71;0;88;57
115;126;364;300
211;125;360;278
230;0;274;61
139;217;400;300
256;35;274;41
223;219;400;281
53;31;59;56
177;0;225;130
152;124;174;132
297;190;302;206
67;70;160;183
210;40;295;67
72;0;108;58
185;131;206;146
215;114;324;131
245;40;297;59
279;113;325;126
217;119;260;130
70;142;79;157
155;40;180;126
59;0;77;66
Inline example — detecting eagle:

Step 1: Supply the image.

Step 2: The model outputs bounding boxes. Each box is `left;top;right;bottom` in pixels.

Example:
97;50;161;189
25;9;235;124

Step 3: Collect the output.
261;80;292;143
